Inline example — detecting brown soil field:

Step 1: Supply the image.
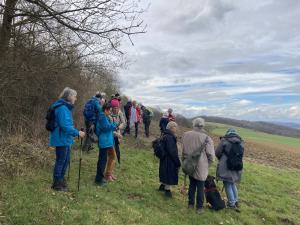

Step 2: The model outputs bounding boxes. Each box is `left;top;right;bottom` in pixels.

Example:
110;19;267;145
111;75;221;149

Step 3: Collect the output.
131;120;300;170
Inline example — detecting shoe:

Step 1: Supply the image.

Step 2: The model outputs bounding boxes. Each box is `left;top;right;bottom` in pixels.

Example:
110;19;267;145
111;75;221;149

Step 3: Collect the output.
235;202;240;208
95;179;107;187
188;205;194;209
196;208;205;214
52;180;68;192
227;205;241;213
165;190;172;198
61;179;68;189
158;184;165;192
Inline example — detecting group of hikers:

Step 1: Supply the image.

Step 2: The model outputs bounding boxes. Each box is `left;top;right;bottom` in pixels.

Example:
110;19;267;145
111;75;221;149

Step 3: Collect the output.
47;87;244;215
155;118;243;214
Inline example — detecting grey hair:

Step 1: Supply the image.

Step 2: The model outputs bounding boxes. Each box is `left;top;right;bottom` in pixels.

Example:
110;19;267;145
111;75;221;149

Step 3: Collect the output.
166;121;178;130
59;87;77;100
193;117;205;128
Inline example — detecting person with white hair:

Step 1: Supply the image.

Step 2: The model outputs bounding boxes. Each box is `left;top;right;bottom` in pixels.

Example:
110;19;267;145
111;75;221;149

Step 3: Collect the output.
158;121;181;198
182;117;215;214
49;87;85;191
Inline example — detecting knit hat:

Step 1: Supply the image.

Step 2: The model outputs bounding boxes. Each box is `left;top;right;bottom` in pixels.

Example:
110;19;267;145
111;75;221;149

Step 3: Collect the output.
111;99;120;108
226;128;237;135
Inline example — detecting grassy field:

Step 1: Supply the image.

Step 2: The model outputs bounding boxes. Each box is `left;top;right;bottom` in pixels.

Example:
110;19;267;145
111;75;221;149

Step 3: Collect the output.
1;139;300;225
207;122;300;148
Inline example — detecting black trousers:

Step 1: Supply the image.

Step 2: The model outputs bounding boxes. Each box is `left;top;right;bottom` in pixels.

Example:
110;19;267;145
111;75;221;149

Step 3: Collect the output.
95;147;110;182
144;121;151;137
188;176;205;209
114;136;121;164
134;122;139;138
123;119;130;136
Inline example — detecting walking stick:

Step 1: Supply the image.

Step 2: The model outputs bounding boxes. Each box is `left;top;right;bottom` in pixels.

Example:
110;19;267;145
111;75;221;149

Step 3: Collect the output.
67;152;71;180
77;128;84;192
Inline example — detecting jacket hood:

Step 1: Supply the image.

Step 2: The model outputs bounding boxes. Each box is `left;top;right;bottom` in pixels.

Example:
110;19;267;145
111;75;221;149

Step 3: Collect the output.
224;134;242;143
164;129;176;138
53;99;74;110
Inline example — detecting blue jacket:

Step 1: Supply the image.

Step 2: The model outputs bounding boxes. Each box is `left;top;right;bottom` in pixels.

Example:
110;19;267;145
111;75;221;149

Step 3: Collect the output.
49;99;79;147
84;96;102;123
96;112;117;149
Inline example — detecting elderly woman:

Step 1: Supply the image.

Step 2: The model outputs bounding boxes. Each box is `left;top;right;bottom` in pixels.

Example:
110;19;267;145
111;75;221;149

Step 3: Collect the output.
49;87;85;191
182;117;215;214
158;121;181;198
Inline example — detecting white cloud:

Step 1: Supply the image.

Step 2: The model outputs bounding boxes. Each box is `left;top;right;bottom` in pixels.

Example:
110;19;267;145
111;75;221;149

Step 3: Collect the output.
119;0;300;123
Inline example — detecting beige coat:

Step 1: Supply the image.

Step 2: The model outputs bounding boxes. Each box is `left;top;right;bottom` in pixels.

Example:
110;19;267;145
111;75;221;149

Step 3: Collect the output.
182;127;215;181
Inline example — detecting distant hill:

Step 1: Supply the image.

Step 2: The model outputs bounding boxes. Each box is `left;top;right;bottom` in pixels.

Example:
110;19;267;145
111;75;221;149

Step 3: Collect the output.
198;116;300;138
274;122;300;130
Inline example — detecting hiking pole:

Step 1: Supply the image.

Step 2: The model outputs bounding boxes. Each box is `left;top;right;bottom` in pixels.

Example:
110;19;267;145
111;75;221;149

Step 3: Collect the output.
67;151;71;180
77;128;84;192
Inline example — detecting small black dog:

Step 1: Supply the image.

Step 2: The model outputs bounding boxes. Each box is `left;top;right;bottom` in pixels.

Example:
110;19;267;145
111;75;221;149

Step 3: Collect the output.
204;175;225;211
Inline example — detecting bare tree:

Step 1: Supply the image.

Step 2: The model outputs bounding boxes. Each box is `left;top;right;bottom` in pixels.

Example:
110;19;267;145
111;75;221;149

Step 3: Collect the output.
0;0;146;59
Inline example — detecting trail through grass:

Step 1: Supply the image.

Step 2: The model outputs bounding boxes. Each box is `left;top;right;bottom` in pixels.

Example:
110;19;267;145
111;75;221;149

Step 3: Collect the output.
1;141;300;225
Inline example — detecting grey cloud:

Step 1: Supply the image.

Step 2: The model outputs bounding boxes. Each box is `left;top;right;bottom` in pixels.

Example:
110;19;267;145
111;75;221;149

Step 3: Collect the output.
119;0;300;122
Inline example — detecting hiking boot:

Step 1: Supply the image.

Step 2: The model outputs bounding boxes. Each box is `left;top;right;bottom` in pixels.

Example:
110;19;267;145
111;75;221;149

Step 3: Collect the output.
52;180;68;192
95;179;107;187
62;179;68;189
165;190;172;198
196;208;205;214
227;205;241;213
158;184;165;192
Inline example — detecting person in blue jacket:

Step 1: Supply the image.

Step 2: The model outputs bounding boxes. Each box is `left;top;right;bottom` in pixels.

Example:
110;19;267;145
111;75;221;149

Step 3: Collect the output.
95;102;117;186
49;87;85;191
82;91;105;152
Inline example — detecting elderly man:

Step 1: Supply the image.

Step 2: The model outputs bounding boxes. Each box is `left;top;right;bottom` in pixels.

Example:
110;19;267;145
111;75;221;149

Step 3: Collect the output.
182;117;215;214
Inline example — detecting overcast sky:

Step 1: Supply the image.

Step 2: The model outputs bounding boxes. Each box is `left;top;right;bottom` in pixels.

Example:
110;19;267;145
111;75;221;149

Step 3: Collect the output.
119;0;300;123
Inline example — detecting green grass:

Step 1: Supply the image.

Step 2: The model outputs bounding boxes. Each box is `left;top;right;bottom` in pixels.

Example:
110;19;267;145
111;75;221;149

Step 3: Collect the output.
207;122;300;148
1;141;300;225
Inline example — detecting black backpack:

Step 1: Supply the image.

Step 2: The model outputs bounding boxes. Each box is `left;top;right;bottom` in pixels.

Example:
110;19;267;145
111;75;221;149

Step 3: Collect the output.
152;136;165;159
225;140;244;171
45;103;64;132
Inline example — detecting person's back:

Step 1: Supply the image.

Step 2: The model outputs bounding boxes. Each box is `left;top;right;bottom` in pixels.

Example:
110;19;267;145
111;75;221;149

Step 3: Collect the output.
124;101;132;119
82;93;102;151
142;107;152;122
158;122;181;198
215;128;244;210
83;96;101;123
182;118;214;214
159;113;169;133
182;128;215;181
